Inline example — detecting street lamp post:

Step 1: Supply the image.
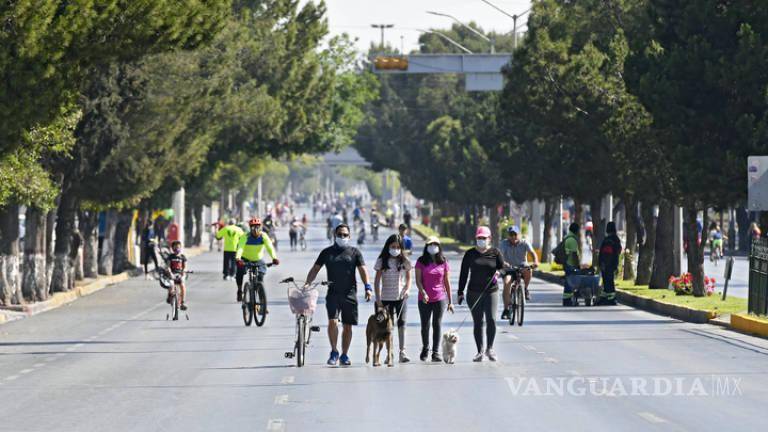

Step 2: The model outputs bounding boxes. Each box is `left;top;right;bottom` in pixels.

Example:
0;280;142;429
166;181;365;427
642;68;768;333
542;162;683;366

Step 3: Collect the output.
371;24;394;48
417;29;474;54
426;11;495;53
477;0;531;49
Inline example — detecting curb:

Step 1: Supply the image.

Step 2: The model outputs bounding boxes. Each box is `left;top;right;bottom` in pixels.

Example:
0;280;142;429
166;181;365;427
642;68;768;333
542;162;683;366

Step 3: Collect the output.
731;314;768;338
0;246;208;325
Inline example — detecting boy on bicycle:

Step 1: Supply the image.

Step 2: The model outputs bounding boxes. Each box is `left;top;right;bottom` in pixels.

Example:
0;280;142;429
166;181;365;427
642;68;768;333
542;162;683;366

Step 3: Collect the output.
167;240;189;311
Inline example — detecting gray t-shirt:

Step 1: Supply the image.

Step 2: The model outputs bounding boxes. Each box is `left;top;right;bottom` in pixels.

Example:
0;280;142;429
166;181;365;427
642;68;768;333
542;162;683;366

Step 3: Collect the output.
500;239;536;267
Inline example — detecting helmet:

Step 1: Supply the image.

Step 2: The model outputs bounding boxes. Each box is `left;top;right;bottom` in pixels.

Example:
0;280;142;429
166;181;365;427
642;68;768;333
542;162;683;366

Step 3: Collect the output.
248;217;262;227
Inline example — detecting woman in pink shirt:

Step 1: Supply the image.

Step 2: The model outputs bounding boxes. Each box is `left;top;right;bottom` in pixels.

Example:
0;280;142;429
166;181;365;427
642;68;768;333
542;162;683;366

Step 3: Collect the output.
415;236;454;362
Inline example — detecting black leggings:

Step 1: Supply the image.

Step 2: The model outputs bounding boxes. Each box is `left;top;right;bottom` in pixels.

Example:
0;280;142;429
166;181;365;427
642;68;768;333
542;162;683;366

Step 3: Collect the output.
418;300;446;352
467;290;498;353
143;245;158;273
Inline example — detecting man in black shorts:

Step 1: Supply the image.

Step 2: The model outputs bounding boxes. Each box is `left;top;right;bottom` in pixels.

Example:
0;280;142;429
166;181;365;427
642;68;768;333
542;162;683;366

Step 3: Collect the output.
304;224;371;366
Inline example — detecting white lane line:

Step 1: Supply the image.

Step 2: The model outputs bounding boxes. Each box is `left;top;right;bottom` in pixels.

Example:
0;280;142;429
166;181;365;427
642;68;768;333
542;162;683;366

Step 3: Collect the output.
33;363;45;368
19;369;34;375
5;375;19;381
543;357;558;363
637;412;667;424
281;376;295;384
274;394;289;405
266;419;286;432
507;334;519;340
523;345;536;351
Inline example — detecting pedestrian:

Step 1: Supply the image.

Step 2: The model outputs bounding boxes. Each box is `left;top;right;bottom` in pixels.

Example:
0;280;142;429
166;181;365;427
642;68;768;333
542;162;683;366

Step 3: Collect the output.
398;224;413;256
563;223;581;306
415;236;454;362
457;226;505;362
304;224;372;366
373;234;413;363
141;220;160;279
403;207;412;229
216;218;244;281
289;217;300;251
500;226;539;319
598;221;622;305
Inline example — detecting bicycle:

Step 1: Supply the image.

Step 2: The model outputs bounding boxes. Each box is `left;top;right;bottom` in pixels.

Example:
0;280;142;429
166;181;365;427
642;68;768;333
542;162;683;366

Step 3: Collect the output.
241;261;274;327
165;270;193;321
710;239;723;266
505;265;531;327
280;277;328;367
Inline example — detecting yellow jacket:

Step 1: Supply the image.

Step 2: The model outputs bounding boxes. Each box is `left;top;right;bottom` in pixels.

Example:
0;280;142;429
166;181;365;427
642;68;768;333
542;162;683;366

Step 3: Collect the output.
236;233;277;262
216;224;245;252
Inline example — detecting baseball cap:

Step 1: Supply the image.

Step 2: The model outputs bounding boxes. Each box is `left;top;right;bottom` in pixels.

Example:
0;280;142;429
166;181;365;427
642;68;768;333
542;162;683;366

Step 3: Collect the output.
475;226;491;238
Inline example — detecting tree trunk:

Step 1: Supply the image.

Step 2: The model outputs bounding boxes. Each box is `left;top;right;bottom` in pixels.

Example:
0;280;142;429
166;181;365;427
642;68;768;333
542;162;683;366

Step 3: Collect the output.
541;198;556;263
184;204;194;247
589;197;604;267
0;205;22;305
636;202;657;285
79;211;99;278
622;194;638;280
650;201;675;288
684;206;706;296
45;208;56;289
489;204;500;249
99;210;118;276
193;204;203;247
736;207;751;252
50;189;78;293
22;207;48;302
112;210;134;274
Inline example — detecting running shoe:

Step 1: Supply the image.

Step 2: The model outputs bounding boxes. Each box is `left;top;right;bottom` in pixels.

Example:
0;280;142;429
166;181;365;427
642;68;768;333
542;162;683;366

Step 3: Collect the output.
339;353;351;366
486;349;498;362
327;351;340;366
473;352;484;362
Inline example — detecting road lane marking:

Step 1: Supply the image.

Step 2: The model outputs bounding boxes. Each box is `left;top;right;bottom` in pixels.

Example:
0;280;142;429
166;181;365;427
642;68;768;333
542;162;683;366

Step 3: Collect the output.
638;412;667;424
544;357;558;363
281;376;295;384
19;369;33;375
5;375;19;381
523;345;536;351
33;363;44;368
266;419;286;431
507;334;519;340
274;395;289;405
536;351;546;355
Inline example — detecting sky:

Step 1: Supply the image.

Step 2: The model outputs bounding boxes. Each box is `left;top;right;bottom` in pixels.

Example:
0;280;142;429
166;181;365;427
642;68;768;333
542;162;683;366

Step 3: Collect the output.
300;0;533;54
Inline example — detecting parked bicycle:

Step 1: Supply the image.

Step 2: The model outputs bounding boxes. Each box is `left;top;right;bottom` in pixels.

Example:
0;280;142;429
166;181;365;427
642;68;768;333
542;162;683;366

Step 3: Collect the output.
280;277;328;367
241;262;274;327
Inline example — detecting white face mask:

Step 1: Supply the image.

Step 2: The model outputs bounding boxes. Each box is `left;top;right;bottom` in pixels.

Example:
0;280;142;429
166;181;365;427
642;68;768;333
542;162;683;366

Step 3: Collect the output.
335;237;350;248
427;245;440;255
389;248;401;257
476;239;488;249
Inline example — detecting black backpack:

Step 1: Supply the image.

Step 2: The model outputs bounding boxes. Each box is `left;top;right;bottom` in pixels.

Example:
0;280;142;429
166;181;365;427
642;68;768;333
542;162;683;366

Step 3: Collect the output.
552;239;567;265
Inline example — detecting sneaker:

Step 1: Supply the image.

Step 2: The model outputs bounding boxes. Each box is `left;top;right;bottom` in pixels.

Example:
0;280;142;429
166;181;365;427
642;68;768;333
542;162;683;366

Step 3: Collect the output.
180;303;188;311
420;347;429;362
431;351;443;362
473;352;484;362
236;290;243;302
501;308;510;320
223;275;228;281
486;349;498;362
327;351;340;366
399;350;411;363
339;353;351;366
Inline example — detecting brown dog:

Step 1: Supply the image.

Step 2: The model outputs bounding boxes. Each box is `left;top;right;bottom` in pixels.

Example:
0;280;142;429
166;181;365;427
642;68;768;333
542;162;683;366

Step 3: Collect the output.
365;305;394;367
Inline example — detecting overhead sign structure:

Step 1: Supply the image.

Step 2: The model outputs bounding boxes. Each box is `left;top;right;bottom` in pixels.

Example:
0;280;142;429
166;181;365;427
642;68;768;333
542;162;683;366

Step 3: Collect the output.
748;156;768;211
372;54;512;92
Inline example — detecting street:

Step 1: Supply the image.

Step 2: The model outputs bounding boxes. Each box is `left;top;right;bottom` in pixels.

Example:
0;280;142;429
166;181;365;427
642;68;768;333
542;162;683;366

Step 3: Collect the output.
0;221;767;432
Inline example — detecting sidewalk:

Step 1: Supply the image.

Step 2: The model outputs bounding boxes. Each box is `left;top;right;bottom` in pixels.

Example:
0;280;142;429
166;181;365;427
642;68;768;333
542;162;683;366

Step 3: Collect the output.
0;246;206;325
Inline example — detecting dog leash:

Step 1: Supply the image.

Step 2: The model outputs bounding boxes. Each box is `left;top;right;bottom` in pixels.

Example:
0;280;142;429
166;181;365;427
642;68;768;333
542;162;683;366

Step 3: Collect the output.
455;274;498;332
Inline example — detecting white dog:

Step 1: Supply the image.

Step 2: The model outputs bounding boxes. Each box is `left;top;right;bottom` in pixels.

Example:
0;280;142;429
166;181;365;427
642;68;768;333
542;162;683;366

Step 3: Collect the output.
442;329;459;364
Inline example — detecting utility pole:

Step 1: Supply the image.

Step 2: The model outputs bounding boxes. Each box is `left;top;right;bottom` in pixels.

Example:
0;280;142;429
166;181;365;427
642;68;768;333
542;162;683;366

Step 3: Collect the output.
371;24;394;48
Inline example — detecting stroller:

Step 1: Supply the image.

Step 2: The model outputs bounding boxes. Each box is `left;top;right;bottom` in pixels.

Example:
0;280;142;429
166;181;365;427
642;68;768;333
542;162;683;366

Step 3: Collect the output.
565;267;601;306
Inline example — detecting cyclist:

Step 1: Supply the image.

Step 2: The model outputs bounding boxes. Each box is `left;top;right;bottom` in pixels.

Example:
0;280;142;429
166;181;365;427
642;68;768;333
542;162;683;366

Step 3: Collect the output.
457;226;505;362
216;219;244;281
234;218;280;302
500;226;539;319
166;240;189;311
304;224;371;366
374;234;413;363
708;222;725;262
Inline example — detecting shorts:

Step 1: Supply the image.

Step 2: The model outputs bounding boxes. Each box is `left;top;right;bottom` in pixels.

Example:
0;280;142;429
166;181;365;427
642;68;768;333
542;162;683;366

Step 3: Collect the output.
326;295;358;325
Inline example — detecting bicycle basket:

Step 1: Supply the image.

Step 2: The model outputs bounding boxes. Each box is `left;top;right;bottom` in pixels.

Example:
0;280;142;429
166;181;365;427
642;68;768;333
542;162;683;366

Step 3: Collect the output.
288;286;319;315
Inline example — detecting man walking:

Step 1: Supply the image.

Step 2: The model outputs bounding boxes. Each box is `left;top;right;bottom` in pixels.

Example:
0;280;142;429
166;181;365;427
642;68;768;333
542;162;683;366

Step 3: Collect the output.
216;218;244;281
598;221;622;305
563;223;581;306
304;224;372;366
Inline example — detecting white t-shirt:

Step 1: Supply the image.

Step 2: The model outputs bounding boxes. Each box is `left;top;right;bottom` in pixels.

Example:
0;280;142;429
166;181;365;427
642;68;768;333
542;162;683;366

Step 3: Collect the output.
374;257;412;301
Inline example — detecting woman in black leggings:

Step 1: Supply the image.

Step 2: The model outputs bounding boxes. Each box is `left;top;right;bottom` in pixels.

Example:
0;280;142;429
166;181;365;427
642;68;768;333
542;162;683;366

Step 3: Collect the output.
415;236;454;362
457;226;504;362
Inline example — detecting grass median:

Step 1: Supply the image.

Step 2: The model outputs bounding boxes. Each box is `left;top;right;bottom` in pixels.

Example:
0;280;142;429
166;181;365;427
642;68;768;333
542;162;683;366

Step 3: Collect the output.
411;224;473;252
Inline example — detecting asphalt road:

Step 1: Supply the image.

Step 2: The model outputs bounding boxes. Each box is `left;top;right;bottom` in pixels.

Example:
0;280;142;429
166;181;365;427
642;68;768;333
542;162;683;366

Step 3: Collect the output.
0;220;767;432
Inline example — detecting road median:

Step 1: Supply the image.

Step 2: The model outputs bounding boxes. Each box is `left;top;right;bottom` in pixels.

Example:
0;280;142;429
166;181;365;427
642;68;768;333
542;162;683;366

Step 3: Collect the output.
0;246;206;325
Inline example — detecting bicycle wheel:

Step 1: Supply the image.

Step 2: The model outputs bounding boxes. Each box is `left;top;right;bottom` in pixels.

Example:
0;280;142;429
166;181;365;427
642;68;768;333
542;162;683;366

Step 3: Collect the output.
242;282;253;326
253;282;267;327
296;315;306;367
509;285;517;326
516;284;525;326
